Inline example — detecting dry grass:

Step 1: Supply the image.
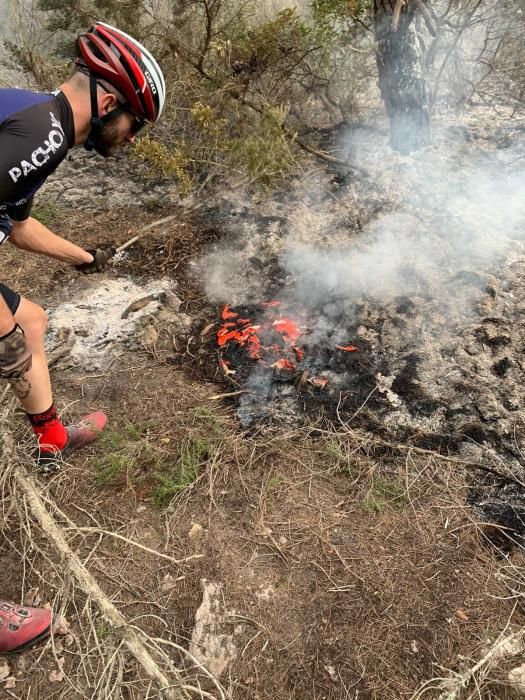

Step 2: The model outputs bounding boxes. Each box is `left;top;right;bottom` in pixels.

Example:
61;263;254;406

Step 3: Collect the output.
3;380;525;698
0;391;228;699
151;412;525;699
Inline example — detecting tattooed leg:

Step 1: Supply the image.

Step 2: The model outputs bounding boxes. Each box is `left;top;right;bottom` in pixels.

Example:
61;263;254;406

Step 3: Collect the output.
12;298;53;414
10;377;32;401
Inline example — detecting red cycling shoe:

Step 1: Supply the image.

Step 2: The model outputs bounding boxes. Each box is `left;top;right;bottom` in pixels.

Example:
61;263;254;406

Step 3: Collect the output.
35;411;108;472
0;601;52;654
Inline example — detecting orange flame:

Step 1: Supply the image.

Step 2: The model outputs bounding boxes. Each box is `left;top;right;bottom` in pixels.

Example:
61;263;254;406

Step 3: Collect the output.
272;318;301;345
272;359;296;372
217;303;358;389
221;304;239;320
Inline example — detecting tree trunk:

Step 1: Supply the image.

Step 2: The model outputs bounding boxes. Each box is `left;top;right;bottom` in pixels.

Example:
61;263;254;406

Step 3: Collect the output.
374;0;431;154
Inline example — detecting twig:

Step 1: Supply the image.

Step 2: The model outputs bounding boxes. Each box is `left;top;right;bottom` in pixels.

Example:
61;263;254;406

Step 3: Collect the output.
418;611;523;700
65;526;205;566
115;214;180;254
378;440;525;489
152;637;227;700
12;465;191;700
414;0;437;36
284;126;369;174
430;0;483;108
47;335;76;368
209;390;252;400
311;426;525;489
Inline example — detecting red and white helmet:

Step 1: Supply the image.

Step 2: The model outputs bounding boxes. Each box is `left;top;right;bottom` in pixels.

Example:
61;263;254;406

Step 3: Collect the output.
77;21;166;122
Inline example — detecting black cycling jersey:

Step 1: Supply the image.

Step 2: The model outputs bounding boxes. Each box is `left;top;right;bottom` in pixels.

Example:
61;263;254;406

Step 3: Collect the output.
0;89;75;243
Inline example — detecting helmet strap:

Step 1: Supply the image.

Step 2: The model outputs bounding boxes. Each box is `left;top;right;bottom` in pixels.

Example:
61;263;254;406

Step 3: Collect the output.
84;72;126;152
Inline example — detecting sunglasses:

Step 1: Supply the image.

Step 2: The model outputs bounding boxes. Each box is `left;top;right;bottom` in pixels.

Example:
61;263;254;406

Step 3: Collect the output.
128;112;146;136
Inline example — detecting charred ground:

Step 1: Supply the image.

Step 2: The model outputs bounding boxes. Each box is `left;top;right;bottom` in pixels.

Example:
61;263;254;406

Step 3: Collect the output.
2;111;525;698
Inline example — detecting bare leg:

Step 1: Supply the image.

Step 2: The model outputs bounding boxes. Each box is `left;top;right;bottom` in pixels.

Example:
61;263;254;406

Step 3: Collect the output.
10;297;52;414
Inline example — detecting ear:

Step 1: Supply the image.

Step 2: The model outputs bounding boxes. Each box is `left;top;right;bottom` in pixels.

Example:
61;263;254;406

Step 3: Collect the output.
99;92;119;115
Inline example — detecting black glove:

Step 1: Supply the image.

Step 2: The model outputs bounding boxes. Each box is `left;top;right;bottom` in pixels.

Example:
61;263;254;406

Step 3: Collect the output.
75;248;116;275
0;325;32;379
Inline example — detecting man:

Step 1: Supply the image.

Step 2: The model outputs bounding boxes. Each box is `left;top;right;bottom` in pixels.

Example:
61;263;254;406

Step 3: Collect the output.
0;22;166;654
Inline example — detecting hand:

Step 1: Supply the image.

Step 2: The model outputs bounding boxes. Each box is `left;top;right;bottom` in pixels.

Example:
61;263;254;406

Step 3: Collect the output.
0;325;32;379
75;248;116;274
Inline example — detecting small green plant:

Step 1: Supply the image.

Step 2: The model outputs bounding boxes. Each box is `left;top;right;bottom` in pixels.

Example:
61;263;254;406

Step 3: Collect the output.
364;476;409;514
31;200;64;227
95;408;226;505
324;438;346;463
152;405;227;508
132;135;193;195
153;436;216;508
228;109;293;186
95;620;113;640
191;405;225;437
266;475;282;490
96;451;132;484
191;102;227;137
95;423;146;485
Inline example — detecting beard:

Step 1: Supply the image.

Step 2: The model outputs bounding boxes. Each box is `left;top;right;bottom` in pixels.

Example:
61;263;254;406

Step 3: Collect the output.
91;120;122;158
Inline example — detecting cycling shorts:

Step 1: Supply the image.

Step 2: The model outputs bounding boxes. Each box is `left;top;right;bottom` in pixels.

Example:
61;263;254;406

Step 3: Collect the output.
0;282;21;314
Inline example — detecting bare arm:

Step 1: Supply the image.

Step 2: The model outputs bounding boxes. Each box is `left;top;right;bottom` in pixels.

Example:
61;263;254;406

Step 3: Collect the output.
9;217;94;265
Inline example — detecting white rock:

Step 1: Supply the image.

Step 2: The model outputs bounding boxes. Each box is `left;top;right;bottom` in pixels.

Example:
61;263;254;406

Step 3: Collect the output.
508;663;525;694
53;617;70;636
188;523;204;540
256;585;275;601
189;580;237;678
161;574;179;593
48;669;64;683
0;660;10;682
324;664;337;681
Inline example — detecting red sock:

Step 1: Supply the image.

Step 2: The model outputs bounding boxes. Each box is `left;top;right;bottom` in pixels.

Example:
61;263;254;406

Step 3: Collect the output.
27;405;68;453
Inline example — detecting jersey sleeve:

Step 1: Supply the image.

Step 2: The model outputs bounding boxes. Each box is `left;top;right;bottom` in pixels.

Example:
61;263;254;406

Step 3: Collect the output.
0;128;25;206
5;196;34;221
0;91;69;221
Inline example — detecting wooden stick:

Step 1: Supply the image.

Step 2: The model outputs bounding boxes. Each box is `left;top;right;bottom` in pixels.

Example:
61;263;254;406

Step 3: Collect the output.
414;0;437;36
436;623;524;699
284;127;369;174
392;0;406;32
65;526;205;566
12;466;190;700
47;334;76;368
209;389;252;400
116;214;179;253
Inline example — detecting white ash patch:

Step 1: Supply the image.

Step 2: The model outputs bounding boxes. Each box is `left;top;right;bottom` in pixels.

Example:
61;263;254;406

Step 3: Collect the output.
45;277;176;370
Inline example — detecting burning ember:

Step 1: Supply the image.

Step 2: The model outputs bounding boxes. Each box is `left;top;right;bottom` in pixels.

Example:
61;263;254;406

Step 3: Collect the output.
216;301;359;390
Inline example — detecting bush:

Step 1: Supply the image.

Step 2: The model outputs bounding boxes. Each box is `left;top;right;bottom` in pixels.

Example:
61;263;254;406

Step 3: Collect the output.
5;0;371;189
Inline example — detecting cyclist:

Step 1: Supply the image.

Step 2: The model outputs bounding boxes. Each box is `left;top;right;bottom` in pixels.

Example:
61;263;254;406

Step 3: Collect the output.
0;21;165;654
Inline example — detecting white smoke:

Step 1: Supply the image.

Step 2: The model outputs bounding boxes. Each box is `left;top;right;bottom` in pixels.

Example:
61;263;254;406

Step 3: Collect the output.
281;140;525;309
199;121;525;320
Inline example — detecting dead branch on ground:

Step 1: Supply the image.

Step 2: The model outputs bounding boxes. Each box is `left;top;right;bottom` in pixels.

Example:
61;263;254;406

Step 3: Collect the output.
12;465;190;700
0;397;225;700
